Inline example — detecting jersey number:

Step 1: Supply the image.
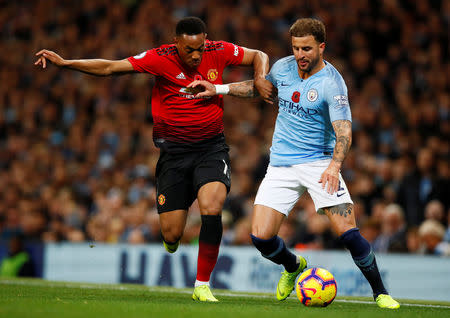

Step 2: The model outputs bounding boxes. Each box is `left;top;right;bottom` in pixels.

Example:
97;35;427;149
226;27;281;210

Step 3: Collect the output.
222;159;228;176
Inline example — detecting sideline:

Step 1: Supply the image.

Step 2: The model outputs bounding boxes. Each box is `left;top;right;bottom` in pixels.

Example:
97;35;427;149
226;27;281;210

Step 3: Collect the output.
1;279;450;309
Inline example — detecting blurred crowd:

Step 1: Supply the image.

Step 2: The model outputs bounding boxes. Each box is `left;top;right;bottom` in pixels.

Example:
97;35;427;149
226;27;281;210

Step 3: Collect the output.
0;0;449;256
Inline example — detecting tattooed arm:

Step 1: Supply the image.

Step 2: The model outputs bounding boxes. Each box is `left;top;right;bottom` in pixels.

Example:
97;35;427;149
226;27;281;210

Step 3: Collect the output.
319;119;352;194
187;79;276;100
227;80;258;97
331;120;352;167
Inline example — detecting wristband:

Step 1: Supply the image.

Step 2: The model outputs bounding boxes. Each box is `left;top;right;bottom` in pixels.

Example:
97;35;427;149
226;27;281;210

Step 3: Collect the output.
214;84;230;95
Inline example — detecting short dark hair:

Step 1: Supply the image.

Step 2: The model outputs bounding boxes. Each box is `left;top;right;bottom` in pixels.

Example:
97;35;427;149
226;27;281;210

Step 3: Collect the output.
176;17;206;36
289;18;326;43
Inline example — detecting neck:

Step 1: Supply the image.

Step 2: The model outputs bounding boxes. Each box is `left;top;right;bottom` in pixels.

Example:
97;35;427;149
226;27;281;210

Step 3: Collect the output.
298;59;326;80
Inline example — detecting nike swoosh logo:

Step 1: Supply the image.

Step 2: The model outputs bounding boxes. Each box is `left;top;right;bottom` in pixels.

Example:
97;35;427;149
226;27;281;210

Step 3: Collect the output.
277;286;285;297
300;287;317;295
337;192;346;197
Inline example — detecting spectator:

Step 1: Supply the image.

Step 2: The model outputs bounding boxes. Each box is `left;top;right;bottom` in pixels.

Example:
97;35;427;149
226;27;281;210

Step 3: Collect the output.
406;226;421;254
418;219;450;256
372;204;408;253
397;148;446;226
0;233;35;277
360;219;381;245
424;200;446;224
444;209;450;243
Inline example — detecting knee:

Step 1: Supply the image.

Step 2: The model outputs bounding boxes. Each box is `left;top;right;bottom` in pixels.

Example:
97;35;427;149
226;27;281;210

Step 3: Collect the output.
198;197;224;215
251;217;280;240
250;233;267;249
336;223;356;237
251;226;274;240
250;233;279;255
197;183;227;215
161;225;183;243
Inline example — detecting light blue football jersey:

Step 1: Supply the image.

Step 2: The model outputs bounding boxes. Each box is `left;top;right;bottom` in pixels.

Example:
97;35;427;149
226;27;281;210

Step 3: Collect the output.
266;56;352;166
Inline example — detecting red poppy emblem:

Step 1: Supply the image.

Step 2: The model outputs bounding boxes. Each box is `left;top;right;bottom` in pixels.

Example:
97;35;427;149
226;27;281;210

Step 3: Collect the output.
292;91;300;103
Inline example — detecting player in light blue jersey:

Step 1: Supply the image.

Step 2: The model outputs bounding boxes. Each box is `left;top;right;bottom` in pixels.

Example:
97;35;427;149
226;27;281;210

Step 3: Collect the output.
265;54;352;166
187;18;399;309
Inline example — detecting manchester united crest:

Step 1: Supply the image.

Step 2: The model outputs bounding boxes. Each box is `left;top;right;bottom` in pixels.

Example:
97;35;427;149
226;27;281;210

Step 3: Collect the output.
158;194;166;205
207;69;218;81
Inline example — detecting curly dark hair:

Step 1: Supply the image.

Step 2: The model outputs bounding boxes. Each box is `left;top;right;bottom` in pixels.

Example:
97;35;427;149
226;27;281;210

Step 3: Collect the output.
176;17;207;36
289;18;326;43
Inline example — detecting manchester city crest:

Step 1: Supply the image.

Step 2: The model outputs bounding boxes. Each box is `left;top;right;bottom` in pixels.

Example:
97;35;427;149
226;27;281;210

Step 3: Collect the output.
307;89;318;102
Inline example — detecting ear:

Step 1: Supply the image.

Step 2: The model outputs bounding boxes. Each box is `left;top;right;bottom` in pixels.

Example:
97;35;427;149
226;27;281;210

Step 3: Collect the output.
319;42;325;54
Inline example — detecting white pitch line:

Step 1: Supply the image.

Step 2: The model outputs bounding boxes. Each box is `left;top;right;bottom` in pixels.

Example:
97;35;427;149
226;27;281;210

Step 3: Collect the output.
211;292;450;309
1;279;449;309
331;299;450;309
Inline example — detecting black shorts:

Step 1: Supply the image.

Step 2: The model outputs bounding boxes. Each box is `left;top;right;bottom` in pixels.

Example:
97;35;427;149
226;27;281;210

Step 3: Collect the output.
155;148;231;213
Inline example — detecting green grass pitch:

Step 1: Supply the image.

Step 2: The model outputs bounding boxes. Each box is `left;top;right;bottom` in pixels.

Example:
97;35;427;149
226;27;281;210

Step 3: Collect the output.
1;278;449;318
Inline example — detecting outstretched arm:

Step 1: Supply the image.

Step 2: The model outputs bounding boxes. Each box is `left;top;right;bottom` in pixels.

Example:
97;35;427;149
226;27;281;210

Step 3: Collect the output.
319;120;352;194
34;49;135;76
187;79;275;99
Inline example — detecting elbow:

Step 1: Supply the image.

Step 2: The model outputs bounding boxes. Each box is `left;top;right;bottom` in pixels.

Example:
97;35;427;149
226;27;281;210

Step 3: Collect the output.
256;50;269;62
103;61;119;76
102;67;113;76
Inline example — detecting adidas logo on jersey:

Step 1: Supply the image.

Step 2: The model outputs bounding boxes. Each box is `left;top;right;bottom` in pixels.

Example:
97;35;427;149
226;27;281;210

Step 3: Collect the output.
176;72;186;79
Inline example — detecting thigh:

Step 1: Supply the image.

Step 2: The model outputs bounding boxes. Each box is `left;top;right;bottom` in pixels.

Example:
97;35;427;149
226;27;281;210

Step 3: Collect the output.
296;160;353;213
159;209;188;237
197;181;227;215
323;203;356;236
254;165;305;216
193;149;231;194
251;204;286;239
155;152;196;213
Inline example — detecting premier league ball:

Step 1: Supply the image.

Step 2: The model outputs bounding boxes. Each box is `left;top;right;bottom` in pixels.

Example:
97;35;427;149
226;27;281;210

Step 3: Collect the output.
296;267;337;307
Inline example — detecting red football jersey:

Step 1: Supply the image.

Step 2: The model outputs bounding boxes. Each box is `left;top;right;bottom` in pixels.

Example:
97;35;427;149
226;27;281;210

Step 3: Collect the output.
128;40;244;145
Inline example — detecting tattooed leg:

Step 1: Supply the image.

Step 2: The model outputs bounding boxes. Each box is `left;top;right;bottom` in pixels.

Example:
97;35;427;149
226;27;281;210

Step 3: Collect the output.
327;203;353;217
323;203;356;236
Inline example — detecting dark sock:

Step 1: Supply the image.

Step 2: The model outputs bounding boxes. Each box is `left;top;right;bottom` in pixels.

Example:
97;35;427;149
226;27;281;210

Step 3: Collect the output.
340;228;387;298
196;215;222;282
251;234;298;272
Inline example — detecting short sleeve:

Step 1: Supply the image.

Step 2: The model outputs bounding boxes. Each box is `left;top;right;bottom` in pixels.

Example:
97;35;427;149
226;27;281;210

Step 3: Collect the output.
265;59;282;87
324;77;352;122
220;41;245;66
127;49;162;75
265;66;277;86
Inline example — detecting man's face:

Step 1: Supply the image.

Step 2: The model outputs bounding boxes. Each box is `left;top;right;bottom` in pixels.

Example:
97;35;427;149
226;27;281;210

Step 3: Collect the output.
175;33;206;68
291;35;325;73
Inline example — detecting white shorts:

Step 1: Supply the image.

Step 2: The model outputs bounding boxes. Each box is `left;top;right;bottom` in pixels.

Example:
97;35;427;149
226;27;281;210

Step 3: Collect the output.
254;159;353;216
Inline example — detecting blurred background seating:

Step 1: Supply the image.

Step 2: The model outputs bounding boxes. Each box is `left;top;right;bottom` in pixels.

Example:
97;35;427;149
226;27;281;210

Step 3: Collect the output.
0;0;448;256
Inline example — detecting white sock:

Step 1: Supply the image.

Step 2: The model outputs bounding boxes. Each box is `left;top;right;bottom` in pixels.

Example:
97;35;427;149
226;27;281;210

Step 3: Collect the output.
194;280;209;287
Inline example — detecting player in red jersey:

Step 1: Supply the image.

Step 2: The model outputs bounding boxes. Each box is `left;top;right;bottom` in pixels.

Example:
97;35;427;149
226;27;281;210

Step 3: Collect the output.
35;17;271;301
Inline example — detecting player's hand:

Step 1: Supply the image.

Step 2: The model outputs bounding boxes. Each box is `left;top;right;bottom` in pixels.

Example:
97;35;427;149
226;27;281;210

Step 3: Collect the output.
319;162;340;194
187;80;212;97
34;49;66;69
254;77;276;104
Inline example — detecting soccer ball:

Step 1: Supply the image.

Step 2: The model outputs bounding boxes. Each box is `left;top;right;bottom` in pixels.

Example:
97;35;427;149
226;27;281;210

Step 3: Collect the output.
296;267;337;307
